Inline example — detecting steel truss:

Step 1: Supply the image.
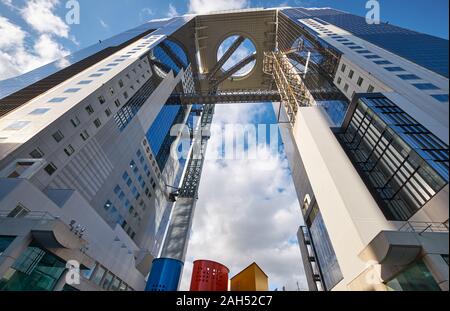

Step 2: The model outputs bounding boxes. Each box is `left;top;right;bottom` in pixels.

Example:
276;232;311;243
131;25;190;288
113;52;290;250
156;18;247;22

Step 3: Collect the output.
263;51;312;125
166;89;281;105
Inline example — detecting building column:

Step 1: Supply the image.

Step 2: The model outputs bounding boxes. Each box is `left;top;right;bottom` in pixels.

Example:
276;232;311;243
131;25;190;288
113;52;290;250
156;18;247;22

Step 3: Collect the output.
423;254;449;291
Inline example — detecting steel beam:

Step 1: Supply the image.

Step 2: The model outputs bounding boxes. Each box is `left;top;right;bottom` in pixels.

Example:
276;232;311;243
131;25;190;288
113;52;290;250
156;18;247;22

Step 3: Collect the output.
159;41;186;70
208;35;245;81
166;90;281;105
210;53;257;90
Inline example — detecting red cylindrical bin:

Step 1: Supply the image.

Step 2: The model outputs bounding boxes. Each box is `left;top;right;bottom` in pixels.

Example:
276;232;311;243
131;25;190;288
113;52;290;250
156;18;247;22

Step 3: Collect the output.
190;260;229;291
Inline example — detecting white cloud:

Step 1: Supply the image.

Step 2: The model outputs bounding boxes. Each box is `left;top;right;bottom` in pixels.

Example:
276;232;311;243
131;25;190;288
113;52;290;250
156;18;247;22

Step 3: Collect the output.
167;3;179;18
99;19;109;29
179;104;308;291
140;7;155;21
0;16;69;80
20;0;69;38
188;0;249;14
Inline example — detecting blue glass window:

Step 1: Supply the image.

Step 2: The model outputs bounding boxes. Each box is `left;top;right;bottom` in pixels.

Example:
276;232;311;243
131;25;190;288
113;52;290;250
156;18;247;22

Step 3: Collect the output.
77;80;93;85
431;94;449;102
397;74;421;80
364;54;381;59
64;88;81;93
374;60;392;65
385;67;405;72
413;83;440;90
29;108;50;115
3;121;30;131
48;97;67;103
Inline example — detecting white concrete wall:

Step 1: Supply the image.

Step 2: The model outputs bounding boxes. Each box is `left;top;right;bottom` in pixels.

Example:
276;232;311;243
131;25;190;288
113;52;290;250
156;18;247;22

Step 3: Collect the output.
291;106;398;290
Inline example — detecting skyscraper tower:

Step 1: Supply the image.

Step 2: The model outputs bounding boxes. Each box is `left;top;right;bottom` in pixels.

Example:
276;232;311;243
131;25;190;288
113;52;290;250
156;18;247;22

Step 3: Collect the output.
0;7;448;291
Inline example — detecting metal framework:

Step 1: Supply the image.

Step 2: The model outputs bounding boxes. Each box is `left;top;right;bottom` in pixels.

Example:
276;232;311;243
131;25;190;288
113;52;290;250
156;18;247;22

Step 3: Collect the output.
264;51;311;124
178;103;215;198
166;89;280;105
208;35;246;81
209;54;257;90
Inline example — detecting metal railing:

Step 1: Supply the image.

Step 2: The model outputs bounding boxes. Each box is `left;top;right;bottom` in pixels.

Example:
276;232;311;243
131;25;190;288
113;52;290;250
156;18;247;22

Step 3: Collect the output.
399;221;449;234
0;211;57;221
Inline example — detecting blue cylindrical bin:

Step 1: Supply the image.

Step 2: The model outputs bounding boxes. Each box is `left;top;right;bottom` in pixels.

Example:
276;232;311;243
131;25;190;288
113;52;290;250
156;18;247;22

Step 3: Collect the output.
145;258;184;291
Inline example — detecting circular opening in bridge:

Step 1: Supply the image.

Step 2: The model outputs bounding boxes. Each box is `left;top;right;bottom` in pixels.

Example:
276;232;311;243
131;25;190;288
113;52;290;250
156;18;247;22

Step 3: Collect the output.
217;35;257;79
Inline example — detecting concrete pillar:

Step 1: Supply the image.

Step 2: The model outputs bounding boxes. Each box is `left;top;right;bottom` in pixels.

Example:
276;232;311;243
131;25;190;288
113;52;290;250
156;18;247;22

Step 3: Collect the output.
423;254;449;291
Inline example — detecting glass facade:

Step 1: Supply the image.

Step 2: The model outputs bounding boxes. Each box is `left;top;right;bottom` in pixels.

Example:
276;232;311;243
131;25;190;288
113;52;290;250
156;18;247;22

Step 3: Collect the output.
386;260;441;291
307;202;343;291
0;236;15;256
338;95;449;221
282;8;449;78
146;39;191;171
0;244;65;291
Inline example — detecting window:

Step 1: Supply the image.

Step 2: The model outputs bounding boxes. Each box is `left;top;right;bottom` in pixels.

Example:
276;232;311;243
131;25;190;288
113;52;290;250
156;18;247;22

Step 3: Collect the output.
70;117;81;128
364;54;381;59
431;94;449;102
85;105;94;115
29;108;50;116
374;60;392;65
114;99;121;107
98;96;106;104
89;73;103;77
356;50;371;54
367;85;375;93
7;204;30;218
343;84;349;93
99;68;111;72
104;201;113;211
341;64;346;72
348;70;354;79
101;272;114;290
64;88;81;93
0;236;15;257
397;74;420;80
109;87;115;96
94;118;102;128
123;92;129;99
105;108;112;117
91;266;106;286
413;83;440;90
48;97;67;103
44;163;57;175
342;42;354;46
29;148;44;159
386;260;441;291
3;121;30;131
52;130;64;143
118;80;124;88
64;145;75;157
385;67;405;72
80;130;90;141
348;46;362;50
77;80;93;85
337;77;342;85
357;77;364;87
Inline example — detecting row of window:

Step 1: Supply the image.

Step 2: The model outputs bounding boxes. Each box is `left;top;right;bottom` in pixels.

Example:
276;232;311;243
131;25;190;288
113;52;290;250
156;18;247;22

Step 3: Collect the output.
84;262;133;291
25;58;152;178
303;19;449;103
337;63;375;98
